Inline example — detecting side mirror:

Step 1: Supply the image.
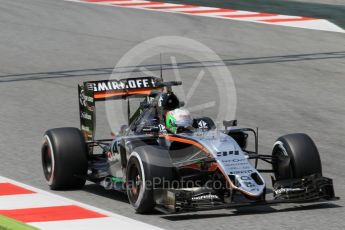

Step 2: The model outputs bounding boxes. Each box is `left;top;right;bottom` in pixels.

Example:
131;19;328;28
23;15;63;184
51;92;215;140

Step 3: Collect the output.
223;120;237;131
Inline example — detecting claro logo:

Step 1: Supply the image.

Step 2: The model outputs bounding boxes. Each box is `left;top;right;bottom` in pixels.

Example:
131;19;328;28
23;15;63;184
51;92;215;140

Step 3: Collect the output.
81;112;92;120
79;89;94;106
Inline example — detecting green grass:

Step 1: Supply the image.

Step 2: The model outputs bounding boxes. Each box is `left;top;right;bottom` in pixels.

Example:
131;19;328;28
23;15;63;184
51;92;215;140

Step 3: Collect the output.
0;215;38;230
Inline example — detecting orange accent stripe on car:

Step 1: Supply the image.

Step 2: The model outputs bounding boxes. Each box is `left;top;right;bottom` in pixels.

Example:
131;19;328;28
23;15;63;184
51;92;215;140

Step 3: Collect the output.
163;135;210;154
208;162;218;171
94;89;153;99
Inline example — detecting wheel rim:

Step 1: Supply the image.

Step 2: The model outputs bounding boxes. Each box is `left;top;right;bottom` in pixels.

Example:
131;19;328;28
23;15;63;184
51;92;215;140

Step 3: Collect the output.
273;147;293;180
127;160;143;204
42;141;53;181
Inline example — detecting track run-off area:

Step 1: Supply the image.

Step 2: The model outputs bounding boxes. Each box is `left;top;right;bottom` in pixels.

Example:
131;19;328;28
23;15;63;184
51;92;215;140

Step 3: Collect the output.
68;0;345;33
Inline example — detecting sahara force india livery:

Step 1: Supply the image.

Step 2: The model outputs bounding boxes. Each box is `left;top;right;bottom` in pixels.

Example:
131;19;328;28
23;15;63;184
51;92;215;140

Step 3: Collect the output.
41;76;338;214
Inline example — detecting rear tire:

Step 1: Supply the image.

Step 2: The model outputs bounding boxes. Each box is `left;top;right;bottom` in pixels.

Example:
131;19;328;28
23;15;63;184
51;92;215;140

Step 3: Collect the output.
272;133;322;180
41;127;88;190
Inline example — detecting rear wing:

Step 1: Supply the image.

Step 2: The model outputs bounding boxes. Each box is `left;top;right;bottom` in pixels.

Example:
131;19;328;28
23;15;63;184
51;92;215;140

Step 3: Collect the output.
78;76;161;140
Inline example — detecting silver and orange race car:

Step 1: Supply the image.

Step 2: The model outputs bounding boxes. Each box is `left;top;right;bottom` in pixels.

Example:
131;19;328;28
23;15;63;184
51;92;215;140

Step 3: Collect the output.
41;76;338;214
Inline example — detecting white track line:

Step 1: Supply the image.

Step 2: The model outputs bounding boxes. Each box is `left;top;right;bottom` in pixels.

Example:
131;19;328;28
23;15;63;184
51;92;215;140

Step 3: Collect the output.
31;217;152;230
0;193;70;209
271;19;345;32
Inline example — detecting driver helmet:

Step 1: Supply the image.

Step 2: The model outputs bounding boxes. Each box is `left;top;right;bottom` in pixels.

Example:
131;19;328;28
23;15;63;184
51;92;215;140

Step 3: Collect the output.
166;108;193;134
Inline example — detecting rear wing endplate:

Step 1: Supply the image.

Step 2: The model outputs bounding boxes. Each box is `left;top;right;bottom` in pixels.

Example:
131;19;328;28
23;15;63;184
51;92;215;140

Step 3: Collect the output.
78;76;160;140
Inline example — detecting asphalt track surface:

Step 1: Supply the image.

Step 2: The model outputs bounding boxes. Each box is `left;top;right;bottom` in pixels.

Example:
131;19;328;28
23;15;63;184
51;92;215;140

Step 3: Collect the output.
0;0;345;229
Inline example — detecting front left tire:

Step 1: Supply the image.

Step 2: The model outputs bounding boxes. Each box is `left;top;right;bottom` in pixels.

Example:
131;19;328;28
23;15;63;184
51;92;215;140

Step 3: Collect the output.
272;133;322;180
126;145;174;214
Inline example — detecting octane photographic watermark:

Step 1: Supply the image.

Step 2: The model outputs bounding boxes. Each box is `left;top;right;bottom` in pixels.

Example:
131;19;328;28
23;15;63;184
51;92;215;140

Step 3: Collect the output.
105;36;237;134
102;36;238;170
102;176;231;191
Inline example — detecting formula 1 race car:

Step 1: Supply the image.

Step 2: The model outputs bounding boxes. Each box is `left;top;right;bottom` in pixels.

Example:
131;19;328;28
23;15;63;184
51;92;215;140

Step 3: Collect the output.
41;76;338;214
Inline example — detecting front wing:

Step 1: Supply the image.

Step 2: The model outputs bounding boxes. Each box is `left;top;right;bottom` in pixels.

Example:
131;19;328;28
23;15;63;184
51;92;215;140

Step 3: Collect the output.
153;174;338;214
